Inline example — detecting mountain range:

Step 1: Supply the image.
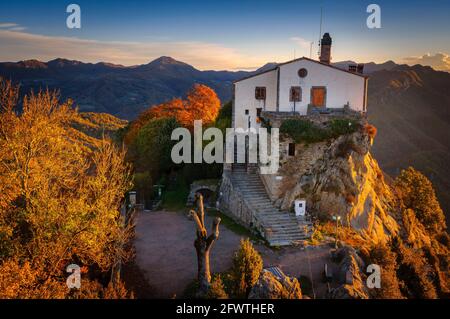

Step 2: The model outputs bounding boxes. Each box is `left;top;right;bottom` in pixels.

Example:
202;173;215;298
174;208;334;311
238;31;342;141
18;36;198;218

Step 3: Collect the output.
0;56;249;119
1;56;449;220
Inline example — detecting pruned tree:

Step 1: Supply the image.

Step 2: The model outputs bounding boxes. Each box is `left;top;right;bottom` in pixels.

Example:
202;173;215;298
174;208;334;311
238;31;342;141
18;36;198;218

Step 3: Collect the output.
190;193;221;296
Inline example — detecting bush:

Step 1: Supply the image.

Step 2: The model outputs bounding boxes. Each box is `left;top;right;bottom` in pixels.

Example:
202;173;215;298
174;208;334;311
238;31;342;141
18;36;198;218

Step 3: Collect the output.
364;123;377;138
329;119;360;137
215;101;232;134
395;167;446;235
230;239;263;298
206;275;228;299
280;119;329;144
390;237;438;299
280;118;359;144
368;244;404;299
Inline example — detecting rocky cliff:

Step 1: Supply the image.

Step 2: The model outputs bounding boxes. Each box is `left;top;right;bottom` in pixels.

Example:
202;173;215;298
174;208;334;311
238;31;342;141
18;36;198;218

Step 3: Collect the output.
269;118;403;244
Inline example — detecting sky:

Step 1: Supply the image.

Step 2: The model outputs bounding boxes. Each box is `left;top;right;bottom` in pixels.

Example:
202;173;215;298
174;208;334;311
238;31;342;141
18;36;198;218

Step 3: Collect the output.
0;0;449;71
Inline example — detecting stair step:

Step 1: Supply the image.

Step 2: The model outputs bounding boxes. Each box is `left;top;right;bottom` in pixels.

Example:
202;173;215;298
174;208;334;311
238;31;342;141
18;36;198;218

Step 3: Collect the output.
229;169;311;246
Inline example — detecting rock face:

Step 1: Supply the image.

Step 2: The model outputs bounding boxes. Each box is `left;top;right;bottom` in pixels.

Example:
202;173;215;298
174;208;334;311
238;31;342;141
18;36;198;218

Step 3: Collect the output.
266;122;401;243
249;269;302;299
328;246;369;299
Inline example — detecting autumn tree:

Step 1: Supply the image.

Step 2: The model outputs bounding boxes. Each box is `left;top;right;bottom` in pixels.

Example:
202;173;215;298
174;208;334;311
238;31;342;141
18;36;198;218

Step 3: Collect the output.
395;167;446;235
124;84;220;145
0;78;133;298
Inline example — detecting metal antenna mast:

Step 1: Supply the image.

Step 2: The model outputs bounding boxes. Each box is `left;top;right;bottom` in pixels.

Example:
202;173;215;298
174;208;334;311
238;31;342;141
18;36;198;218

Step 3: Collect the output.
317;7;323;57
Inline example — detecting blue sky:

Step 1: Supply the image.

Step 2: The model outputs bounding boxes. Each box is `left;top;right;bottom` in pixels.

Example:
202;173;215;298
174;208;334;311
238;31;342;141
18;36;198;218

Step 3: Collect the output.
0;0;449;70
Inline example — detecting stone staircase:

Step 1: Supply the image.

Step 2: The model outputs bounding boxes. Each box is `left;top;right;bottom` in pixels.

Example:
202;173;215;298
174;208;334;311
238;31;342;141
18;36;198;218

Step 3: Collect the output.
230;164;312;246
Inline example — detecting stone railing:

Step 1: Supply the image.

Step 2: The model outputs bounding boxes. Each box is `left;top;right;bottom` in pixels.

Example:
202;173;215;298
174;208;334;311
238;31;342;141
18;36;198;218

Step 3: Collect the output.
218;172;266;237
261;107;364;128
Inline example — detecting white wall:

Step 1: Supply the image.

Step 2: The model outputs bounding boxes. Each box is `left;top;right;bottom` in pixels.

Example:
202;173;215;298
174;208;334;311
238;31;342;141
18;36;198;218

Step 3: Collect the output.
278;59;366;114
234;69;277;129
233;58;367;129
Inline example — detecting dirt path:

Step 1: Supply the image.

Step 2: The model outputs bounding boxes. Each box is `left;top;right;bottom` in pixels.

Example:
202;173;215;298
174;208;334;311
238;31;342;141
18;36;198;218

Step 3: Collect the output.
133;210;336;298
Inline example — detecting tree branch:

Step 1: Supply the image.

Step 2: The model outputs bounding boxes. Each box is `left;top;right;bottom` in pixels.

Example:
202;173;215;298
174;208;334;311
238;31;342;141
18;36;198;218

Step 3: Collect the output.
206;217;221;248
190;209;206;237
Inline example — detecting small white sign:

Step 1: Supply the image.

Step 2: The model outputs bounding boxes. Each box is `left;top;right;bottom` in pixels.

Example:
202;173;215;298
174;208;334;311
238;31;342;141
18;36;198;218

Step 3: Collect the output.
294;200;306;217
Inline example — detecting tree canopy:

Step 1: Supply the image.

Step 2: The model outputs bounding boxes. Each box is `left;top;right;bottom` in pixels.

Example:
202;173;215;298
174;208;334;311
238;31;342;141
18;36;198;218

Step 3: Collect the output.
0;79;133;298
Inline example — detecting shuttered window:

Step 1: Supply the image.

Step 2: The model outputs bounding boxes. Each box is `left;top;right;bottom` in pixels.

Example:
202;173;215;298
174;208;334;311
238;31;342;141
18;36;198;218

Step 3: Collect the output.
255;87;266;100
290;86;302;102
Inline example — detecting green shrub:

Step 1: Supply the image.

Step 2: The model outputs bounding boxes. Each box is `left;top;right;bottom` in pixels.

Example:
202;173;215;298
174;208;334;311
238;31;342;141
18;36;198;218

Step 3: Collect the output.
280;119;329;144
329;119;360;137
230;238;263;298
280;118;359;144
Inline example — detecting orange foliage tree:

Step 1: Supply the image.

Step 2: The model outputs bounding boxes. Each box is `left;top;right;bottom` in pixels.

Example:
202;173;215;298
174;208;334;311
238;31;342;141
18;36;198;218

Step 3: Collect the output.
124;84;220;145
0;78;133;298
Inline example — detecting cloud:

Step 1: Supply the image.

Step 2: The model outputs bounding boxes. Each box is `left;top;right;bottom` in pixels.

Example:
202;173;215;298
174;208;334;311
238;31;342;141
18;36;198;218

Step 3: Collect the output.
403;53;450;72
8;26;27;31
0;22;26;32
0;23;19;28
0;29;268;70
290;37;312;49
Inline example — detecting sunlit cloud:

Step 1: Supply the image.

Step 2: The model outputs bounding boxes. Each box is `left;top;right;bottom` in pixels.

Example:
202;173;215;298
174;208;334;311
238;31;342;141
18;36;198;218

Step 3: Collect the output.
0;22;26;32
403;53;450;72
0;29;270;70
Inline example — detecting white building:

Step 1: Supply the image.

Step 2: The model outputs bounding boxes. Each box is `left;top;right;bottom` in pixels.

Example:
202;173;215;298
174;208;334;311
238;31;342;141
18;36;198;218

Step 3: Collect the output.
232;33;368;130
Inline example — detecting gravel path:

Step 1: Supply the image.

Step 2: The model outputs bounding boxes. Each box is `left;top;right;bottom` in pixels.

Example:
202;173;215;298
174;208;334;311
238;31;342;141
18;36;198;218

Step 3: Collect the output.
133;210;337;298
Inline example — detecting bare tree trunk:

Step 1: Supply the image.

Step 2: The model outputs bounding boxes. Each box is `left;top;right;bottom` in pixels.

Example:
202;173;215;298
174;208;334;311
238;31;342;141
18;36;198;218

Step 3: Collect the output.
191;193;221;296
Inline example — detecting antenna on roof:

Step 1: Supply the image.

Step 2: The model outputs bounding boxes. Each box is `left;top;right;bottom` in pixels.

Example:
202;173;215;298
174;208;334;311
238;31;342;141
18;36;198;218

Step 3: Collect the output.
317;6;323;58
309;42;314;59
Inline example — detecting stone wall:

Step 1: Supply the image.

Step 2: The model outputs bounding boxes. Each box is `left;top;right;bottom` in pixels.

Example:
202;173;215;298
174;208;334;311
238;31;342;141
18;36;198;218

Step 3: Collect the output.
218;172;265;236
261;109;364;129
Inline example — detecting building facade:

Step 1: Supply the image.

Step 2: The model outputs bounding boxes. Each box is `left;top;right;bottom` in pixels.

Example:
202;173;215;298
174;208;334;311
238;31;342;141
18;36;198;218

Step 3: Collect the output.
232;34;368;130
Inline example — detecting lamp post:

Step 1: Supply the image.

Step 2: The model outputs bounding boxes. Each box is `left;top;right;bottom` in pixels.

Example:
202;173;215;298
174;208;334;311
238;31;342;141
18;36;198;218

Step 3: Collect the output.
332;215;341;249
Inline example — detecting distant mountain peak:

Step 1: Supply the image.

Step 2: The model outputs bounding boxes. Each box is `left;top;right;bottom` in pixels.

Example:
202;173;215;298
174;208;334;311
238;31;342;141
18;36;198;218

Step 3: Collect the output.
148;56;187;66
17;59;48;69
47;58;83;67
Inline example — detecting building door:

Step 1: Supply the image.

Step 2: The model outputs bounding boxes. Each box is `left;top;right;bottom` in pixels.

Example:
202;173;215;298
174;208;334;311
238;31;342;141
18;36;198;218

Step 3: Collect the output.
311;87;326;107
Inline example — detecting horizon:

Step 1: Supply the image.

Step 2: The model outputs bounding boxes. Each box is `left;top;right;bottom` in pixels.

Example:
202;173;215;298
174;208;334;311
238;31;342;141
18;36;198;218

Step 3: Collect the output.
0;0;449;71
0;55;440;73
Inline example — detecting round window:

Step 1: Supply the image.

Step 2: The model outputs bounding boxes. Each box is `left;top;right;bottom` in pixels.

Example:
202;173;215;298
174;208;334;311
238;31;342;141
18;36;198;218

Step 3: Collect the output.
298;68;308;78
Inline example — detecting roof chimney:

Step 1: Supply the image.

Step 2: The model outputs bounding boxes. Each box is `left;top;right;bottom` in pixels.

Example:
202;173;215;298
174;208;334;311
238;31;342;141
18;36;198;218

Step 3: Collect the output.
319;33;332;64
